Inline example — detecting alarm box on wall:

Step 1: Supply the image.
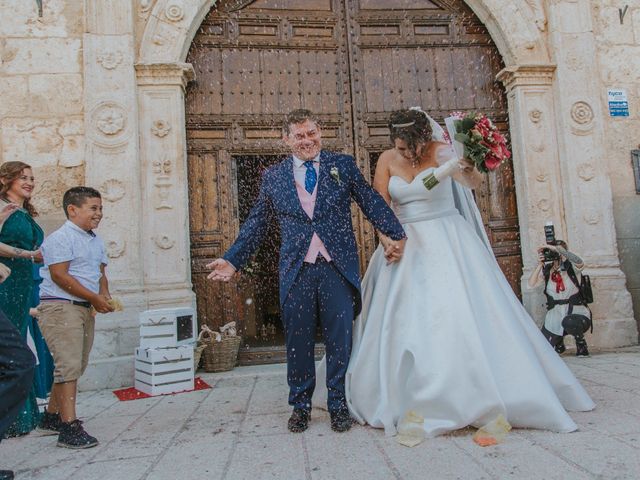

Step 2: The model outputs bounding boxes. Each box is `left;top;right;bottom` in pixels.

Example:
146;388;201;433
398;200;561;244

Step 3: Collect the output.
139;307;197;348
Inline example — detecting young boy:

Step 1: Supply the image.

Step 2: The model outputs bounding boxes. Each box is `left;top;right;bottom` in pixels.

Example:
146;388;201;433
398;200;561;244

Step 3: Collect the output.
36;187;114;449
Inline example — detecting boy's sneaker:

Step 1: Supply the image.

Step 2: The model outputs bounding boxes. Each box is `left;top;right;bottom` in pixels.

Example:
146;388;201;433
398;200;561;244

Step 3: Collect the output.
37;411;62;436
57;419;98;449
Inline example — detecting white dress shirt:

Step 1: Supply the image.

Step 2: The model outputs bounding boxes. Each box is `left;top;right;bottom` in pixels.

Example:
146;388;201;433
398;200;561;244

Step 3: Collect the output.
40;220;108;301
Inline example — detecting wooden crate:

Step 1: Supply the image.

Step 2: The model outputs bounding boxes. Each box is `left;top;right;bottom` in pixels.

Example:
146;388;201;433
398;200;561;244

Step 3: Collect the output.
134;345;194;396
139;307;197;348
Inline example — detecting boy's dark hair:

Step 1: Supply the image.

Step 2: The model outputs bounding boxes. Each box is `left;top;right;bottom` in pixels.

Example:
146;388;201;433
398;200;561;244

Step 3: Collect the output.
283;109;321;135
63;186;102;218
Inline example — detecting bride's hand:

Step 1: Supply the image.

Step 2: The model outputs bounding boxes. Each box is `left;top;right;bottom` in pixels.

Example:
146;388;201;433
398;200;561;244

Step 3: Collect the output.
384;238;406;264
458;158;475;173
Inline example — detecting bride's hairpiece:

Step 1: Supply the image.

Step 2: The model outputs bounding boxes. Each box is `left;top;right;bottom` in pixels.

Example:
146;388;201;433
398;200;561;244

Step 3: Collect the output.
391;121;415;128
391;106;428;128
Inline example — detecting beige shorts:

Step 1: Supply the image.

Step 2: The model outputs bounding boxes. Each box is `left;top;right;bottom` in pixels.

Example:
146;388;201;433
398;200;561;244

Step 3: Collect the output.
37;302;95;383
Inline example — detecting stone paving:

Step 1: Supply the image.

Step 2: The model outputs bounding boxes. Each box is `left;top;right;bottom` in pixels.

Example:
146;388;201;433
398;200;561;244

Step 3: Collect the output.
2;347;639;480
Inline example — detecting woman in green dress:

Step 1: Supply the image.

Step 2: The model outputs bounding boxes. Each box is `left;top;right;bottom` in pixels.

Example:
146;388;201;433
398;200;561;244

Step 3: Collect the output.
0;161;44;437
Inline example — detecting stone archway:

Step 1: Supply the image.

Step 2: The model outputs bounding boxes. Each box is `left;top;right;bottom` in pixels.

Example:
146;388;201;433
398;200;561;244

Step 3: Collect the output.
132;0;637;348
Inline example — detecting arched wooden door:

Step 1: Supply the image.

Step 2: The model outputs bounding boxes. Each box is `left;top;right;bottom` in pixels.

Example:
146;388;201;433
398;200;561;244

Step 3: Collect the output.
186;0;522;365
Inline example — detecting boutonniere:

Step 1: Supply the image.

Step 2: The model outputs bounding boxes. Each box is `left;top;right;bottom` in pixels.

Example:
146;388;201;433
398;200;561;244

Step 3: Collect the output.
330;166;342;185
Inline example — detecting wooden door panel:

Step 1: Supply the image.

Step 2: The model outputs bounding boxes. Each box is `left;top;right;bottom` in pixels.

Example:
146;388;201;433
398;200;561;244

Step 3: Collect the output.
187;152;222;235
246;0;332;10
187;0;354;364
186;0;523;364
360;0;442;10
346;0;522;296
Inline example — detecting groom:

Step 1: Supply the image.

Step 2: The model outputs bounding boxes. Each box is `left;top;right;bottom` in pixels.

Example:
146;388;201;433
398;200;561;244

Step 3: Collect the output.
208;109;406;433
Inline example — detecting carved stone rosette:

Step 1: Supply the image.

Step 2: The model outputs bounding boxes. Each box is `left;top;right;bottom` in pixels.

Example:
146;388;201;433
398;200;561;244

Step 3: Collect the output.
570;101;595;135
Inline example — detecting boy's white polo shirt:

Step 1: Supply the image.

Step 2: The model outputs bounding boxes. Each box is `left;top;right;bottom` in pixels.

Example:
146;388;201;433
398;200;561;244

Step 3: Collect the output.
40;220;108;302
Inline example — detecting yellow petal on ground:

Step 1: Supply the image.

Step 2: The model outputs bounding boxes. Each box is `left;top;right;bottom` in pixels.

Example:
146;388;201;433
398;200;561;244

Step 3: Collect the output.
472;414;512;447
396;410;426;447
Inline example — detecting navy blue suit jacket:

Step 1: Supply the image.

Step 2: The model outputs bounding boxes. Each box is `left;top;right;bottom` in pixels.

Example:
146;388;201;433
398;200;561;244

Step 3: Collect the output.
224;150;405;315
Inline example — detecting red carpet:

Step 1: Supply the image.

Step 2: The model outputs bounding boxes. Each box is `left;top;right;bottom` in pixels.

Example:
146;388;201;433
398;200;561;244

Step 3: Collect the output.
113;377;211;401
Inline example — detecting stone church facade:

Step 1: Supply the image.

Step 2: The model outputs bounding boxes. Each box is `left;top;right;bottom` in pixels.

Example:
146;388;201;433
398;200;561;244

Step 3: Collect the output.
0;0;638;389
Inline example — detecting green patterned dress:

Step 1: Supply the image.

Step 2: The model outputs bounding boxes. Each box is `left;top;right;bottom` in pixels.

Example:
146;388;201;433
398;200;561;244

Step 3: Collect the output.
0;206;44;437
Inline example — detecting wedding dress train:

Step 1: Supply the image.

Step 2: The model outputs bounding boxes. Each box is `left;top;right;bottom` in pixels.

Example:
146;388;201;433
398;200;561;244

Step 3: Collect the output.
314;170;594;436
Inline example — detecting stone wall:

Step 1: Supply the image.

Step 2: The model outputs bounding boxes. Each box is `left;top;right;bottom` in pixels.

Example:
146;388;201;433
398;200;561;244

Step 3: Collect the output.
592;1;640;340
0;0;84;231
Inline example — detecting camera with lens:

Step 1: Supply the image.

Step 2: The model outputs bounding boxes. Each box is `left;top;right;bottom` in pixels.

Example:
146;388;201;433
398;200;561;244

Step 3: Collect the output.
542;222;560;262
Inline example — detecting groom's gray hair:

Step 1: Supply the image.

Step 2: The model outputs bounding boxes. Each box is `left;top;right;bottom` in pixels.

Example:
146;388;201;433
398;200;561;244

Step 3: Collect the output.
283;109;321;135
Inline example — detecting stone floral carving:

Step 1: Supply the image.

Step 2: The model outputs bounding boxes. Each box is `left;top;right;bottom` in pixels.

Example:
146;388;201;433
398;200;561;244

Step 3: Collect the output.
570;101;595;135
578;164;596;182
101;179;126;202
535;172;548;183
154;234;175;250
165;3;184;22
151;119;171;138
529;109;542;124
583;211;601;225
97;50;124;70
94;103;126;136
106;238;126;258
140;0;152;11
152;156;172;175
570;102;594;125
537;199;551;212
89;102;130;147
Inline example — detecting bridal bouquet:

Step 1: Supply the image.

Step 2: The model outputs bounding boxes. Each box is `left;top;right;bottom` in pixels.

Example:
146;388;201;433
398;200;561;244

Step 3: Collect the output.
444;112;511;173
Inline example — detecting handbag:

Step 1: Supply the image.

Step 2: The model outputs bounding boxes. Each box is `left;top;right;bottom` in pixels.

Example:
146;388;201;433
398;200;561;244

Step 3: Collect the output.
580;274;594;304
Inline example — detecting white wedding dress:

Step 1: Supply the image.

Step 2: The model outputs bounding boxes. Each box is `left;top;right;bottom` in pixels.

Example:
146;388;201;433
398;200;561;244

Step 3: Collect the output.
315;168;595;436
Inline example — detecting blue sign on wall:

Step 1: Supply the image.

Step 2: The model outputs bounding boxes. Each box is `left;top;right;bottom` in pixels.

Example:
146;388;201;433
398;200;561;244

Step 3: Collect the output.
608;89;629;117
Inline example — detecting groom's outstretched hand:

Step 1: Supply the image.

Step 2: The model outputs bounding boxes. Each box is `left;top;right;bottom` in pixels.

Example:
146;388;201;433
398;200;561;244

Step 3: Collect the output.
206;258;236;282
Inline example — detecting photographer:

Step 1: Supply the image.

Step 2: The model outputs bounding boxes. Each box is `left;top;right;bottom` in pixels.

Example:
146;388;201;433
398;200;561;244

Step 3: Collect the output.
528;240;591;357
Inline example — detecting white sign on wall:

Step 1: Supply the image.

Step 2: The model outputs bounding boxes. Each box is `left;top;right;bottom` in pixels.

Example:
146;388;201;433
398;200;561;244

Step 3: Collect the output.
607;88;629;117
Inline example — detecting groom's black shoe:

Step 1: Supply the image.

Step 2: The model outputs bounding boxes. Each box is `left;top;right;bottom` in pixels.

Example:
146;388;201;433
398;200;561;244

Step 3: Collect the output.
0;470;14;480
287;408;310;433
330;409;354;433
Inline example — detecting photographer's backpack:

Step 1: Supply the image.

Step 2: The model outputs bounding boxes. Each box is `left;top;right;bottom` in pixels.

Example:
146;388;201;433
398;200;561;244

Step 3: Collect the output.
543;262;593;335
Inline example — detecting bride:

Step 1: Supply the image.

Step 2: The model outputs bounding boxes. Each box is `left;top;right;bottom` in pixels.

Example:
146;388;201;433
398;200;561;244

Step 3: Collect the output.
315;107;594;436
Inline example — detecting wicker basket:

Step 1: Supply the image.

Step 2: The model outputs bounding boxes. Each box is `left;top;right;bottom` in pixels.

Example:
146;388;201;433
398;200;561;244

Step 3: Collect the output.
193;341;207;371
202;335;242;373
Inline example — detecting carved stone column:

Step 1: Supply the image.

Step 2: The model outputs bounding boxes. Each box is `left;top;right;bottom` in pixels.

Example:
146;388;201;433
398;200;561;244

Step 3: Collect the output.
135;63;196;308
82;0;143;390
497;65;564;325
544;1;637;347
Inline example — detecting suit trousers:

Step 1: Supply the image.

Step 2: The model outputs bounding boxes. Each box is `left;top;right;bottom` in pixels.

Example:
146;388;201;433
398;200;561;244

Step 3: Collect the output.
282;258;355;413
0;308;35;441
